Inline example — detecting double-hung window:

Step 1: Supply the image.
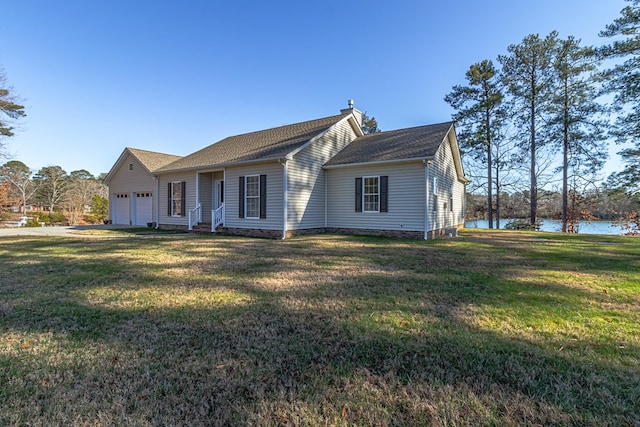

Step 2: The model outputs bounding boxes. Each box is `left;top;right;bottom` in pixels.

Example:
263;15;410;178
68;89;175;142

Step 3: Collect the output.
168;181;186;217
245;175;260;219
363;176;380;213
239;174;267;219
355;176;388;213
433;177;438;213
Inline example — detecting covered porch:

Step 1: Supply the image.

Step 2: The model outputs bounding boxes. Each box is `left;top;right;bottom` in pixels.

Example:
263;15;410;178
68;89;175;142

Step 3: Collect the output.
189;170;225;232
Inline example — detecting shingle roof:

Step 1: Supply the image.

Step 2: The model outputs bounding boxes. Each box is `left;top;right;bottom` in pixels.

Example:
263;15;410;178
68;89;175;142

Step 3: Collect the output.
325;121;454;166
157;113;349;172
128;148;183;172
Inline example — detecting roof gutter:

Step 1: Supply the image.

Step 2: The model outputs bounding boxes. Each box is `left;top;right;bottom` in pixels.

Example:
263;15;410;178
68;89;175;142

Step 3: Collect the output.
155;156;290;175
323;156;434;170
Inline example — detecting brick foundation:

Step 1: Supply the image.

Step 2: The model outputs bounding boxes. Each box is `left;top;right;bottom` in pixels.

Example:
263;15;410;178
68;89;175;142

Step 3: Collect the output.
218;227;283;239
158;224;189;232
324;228;424;239
162;224;462;240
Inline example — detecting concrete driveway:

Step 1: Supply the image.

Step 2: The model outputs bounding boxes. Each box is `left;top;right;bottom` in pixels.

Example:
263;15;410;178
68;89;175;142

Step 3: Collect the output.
0;224;141;237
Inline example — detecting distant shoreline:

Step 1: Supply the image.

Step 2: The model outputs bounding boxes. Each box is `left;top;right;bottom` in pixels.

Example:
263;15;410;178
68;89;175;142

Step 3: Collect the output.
464;219;624;235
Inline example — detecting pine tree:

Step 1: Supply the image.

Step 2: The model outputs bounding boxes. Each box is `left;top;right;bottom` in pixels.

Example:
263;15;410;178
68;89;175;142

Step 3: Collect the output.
499;32;559;225
550;37;608;232
361;112;380;134
599;0;640;192
0;67;26;154
445;59;504;228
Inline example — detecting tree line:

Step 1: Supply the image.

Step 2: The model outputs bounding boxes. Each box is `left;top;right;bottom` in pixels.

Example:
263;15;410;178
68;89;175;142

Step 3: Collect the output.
0;160;108;225
445;0;640;233
467;188;639;223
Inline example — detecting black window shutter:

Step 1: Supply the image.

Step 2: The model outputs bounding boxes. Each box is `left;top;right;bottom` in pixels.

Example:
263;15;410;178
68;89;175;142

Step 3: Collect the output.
259;174;267;219
180;181;186;216
239;176;245;218
380;176;388;213
355;177;362;212
167;182;172;216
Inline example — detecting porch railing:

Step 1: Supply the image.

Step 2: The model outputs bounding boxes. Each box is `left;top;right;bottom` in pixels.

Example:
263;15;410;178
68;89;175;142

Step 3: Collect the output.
212;203;225;232
188;203;202;231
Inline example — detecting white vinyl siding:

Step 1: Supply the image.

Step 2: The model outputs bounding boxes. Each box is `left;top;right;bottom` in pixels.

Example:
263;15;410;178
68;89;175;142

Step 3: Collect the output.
107;152;156;224
157;172;197;226
327;163;425;231
287;118;358;230
198;172;214;223
225;163;283;231
428;133;466;231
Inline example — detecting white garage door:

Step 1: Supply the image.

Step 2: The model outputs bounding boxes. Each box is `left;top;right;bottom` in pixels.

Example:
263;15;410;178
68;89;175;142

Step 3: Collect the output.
114;193;130;225
134;192;153;225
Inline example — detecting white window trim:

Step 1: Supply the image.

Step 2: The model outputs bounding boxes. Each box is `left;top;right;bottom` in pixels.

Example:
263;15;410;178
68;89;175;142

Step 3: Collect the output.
245;174;260;219
363;175;380;213
171;181;182;217
433;177;438;213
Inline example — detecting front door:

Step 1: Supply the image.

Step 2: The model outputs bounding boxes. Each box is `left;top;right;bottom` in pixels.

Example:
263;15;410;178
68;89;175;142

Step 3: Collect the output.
214;180;224;209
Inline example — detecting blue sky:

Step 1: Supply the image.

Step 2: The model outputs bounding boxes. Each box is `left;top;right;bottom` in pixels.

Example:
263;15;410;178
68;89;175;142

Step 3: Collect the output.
1;0;628;178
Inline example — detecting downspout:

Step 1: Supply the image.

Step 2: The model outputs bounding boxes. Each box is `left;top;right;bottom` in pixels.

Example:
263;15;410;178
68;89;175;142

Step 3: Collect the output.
423;159;431;240
279;159;288;240
154;175;160;229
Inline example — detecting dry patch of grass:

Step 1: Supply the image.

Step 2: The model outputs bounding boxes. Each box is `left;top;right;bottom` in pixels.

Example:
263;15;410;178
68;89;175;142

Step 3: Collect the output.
0;230;638;426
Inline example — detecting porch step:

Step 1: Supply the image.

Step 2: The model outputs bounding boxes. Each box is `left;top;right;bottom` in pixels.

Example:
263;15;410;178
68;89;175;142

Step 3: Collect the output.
190;222;213;233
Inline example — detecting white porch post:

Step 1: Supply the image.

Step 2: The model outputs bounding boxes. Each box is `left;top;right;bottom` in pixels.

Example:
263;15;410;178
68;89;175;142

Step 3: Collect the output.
195;172;201;221
155;175;160;229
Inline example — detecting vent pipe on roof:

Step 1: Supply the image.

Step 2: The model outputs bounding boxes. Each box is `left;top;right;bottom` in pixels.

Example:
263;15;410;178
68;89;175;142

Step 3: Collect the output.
341;99;363;128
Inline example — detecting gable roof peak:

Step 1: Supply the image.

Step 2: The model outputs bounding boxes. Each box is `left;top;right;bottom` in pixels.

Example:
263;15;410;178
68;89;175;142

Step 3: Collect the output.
339;99;363;127
325;121;454;167
103;147;182;184
156;112;353;173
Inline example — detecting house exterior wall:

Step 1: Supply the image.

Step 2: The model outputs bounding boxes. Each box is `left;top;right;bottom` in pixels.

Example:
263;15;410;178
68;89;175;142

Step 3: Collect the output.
199;172;213;223
224;162;284;231
326;162;426;232
287;118;358;230
157;171;197;228
427;134;466;234
107;152;158;223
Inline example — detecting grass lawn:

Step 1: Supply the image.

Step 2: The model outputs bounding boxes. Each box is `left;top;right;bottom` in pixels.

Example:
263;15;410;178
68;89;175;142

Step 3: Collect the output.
1;229;638;426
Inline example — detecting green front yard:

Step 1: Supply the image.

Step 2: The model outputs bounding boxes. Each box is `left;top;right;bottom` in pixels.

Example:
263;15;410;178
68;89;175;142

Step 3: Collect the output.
1;230;638;425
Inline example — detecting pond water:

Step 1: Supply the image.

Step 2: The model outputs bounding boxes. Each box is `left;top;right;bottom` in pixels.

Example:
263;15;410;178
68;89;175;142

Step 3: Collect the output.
464;219;625;235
